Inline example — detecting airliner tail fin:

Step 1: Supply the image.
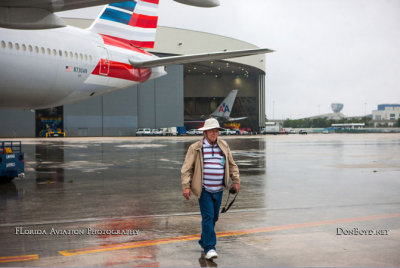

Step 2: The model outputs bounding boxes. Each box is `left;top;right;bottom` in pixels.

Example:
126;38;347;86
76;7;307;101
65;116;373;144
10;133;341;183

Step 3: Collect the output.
89;0;159;48
211;90;238;118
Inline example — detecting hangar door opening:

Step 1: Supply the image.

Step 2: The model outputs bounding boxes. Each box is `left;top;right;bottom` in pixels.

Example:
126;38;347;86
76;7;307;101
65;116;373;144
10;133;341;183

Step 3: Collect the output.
183;61;264;131
35;106;64;137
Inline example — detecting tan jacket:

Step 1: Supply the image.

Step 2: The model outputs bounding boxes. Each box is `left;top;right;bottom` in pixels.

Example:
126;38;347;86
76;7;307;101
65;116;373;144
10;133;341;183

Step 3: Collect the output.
181;138;240;197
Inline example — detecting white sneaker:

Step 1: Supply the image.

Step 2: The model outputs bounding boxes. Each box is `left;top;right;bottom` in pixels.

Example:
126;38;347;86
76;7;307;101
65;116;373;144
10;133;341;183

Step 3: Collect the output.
205;249;218;260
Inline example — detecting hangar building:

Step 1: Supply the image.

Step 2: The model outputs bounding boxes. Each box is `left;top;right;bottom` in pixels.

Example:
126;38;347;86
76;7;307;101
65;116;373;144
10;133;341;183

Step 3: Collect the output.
0;18;268;137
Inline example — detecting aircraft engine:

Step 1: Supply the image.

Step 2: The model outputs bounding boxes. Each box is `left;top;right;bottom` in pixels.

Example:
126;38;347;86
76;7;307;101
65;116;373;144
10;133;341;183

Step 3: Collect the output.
173;0;220;8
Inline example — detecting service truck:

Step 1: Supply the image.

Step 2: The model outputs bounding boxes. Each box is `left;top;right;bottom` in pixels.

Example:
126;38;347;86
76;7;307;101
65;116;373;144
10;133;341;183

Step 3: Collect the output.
260;125;281;134
0;141;25;183
162;127;178;136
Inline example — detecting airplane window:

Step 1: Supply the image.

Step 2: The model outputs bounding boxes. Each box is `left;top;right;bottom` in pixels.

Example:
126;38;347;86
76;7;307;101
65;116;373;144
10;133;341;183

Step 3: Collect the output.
84;54;88;61
8;42;13;49
53;49;57;56
1;41;5;48
69;52;73;58
22;44;26;51
64;51;68;57
35;46;39;53
89;55;93;61
80;53;83;60
75;52;78;60
28;45;33;52
15;43;20;50
59;50;62;56
41;47;45;54
47;48;51;55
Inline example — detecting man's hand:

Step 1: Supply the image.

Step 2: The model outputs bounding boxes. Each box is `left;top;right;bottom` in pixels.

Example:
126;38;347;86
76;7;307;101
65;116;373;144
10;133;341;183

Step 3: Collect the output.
230;183;240;193
183;188;191;200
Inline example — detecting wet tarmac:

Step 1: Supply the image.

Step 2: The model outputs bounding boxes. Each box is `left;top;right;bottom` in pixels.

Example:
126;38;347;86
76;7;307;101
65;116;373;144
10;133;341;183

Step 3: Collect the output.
0;134;399;267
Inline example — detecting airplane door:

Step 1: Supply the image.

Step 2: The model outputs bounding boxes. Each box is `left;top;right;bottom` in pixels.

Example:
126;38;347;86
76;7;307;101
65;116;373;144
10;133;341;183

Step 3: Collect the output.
98;46;109;76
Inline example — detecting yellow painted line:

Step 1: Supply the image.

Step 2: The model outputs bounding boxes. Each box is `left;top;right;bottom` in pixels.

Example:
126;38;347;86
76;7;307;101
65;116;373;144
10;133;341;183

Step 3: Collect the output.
0;254;39;263
59;213;400;257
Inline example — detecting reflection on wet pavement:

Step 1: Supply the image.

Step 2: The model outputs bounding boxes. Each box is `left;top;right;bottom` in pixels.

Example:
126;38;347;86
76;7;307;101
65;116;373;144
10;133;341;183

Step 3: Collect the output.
199;252;218;267
1;137;268;225
0;134;399;267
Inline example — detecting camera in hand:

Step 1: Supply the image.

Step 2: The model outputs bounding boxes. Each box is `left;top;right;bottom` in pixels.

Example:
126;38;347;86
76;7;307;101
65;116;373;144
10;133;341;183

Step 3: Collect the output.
229;187;237;194
222;185;239;213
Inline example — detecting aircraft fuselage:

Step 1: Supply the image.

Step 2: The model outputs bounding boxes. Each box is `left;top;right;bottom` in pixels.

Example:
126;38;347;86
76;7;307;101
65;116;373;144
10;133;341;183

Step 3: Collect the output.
0;26;166;109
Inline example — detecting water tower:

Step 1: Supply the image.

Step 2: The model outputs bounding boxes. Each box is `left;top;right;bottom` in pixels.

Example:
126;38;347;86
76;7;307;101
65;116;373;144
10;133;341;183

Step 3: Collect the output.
331;103;344;113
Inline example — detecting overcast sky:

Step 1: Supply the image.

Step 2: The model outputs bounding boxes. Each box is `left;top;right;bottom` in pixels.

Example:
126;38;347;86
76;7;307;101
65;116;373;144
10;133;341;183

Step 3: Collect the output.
59;0;400;119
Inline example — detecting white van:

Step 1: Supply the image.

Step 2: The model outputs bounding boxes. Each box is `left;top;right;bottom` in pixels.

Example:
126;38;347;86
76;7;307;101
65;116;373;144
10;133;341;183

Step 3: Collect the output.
136;128;151;136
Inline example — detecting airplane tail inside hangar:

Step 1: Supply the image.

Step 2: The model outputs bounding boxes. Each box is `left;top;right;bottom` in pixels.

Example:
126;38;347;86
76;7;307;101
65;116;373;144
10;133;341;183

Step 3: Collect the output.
0;20;267;138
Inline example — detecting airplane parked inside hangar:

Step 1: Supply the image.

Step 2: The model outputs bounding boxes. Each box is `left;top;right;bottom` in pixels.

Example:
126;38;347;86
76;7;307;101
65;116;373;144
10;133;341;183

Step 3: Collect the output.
0;0;273;109
184;89;247;129
210;89;247;122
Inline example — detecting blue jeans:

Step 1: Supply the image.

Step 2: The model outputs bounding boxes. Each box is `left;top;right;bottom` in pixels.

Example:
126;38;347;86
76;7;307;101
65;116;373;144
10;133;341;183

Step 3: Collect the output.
198;190;223;253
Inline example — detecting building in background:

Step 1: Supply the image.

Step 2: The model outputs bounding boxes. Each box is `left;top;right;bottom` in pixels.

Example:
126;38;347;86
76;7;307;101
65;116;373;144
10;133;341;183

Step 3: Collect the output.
0;19;267;137
372;104;400;127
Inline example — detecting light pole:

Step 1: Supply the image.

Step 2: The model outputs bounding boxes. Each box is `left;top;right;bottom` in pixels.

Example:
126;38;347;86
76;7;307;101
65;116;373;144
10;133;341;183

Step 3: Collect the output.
272;101;275;120
364;102;367;116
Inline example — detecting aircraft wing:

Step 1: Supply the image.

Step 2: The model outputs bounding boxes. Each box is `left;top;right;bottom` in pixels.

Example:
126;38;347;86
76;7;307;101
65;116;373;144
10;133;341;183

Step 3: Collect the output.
0;0;123;12
0;0;220;12
228;117;247;121
129;48;274;68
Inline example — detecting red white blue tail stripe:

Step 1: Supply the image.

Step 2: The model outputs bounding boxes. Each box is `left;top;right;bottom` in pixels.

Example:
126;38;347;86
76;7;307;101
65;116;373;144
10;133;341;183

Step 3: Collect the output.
89;0;159;48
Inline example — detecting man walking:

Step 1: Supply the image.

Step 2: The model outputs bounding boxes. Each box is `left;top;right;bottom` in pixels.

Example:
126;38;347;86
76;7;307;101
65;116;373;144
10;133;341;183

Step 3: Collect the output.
181;118;240;260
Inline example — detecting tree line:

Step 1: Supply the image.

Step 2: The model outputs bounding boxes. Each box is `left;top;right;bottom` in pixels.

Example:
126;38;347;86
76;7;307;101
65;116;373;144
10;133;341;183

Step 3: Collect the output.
281;117;372;128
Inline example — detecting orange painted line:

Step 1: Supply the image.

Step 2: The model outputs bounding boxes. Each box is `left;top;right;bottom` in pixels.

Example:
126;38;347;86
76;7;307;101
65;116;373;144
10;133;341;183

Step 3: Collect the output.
217;213;400;238
0;254;39;263
59;213;400;257
59;234;201;256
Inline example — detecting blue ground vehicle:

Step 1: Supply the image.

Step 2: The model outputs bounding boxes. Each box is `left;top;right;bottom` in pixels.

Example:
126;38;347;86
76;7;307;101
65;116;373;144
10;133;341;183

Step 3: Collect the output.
177;126;187;135
0;141;25;183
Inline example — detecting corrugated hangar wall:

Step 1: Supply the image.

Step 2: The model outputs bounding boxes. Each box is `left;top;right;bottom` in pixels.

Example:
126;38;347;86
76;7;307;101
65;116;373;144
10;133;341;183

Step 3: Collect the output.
64;65;184;136
0;109;35;138
0;65;183;138
137;65;184;129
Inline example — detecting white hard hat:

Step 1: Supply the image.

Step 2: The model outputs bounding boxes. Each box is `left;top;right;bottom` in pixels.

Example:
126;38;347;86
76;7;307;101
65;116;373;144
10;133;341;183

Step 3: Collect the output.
198;118;222;131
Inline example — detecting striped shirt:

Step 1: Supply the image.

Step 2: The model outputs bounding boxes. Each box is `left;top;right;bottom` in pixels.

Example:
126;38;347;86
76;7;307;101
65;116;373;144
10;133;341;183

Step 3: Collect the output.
202;138;225;193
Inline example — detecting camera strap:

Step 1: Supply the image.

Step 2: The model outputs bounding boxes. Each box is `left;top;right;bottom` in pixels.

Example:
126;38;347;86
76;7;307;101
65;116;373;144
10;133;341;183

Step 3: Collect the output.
221;191;238;214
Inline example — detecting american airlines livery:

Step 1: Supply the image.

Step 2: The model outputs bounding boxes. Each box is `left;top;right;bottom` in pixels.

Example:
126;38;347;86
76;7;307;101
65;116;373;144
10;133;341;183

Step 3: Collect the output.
184;89;246;129
0;0;273;109
211;89;247;121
